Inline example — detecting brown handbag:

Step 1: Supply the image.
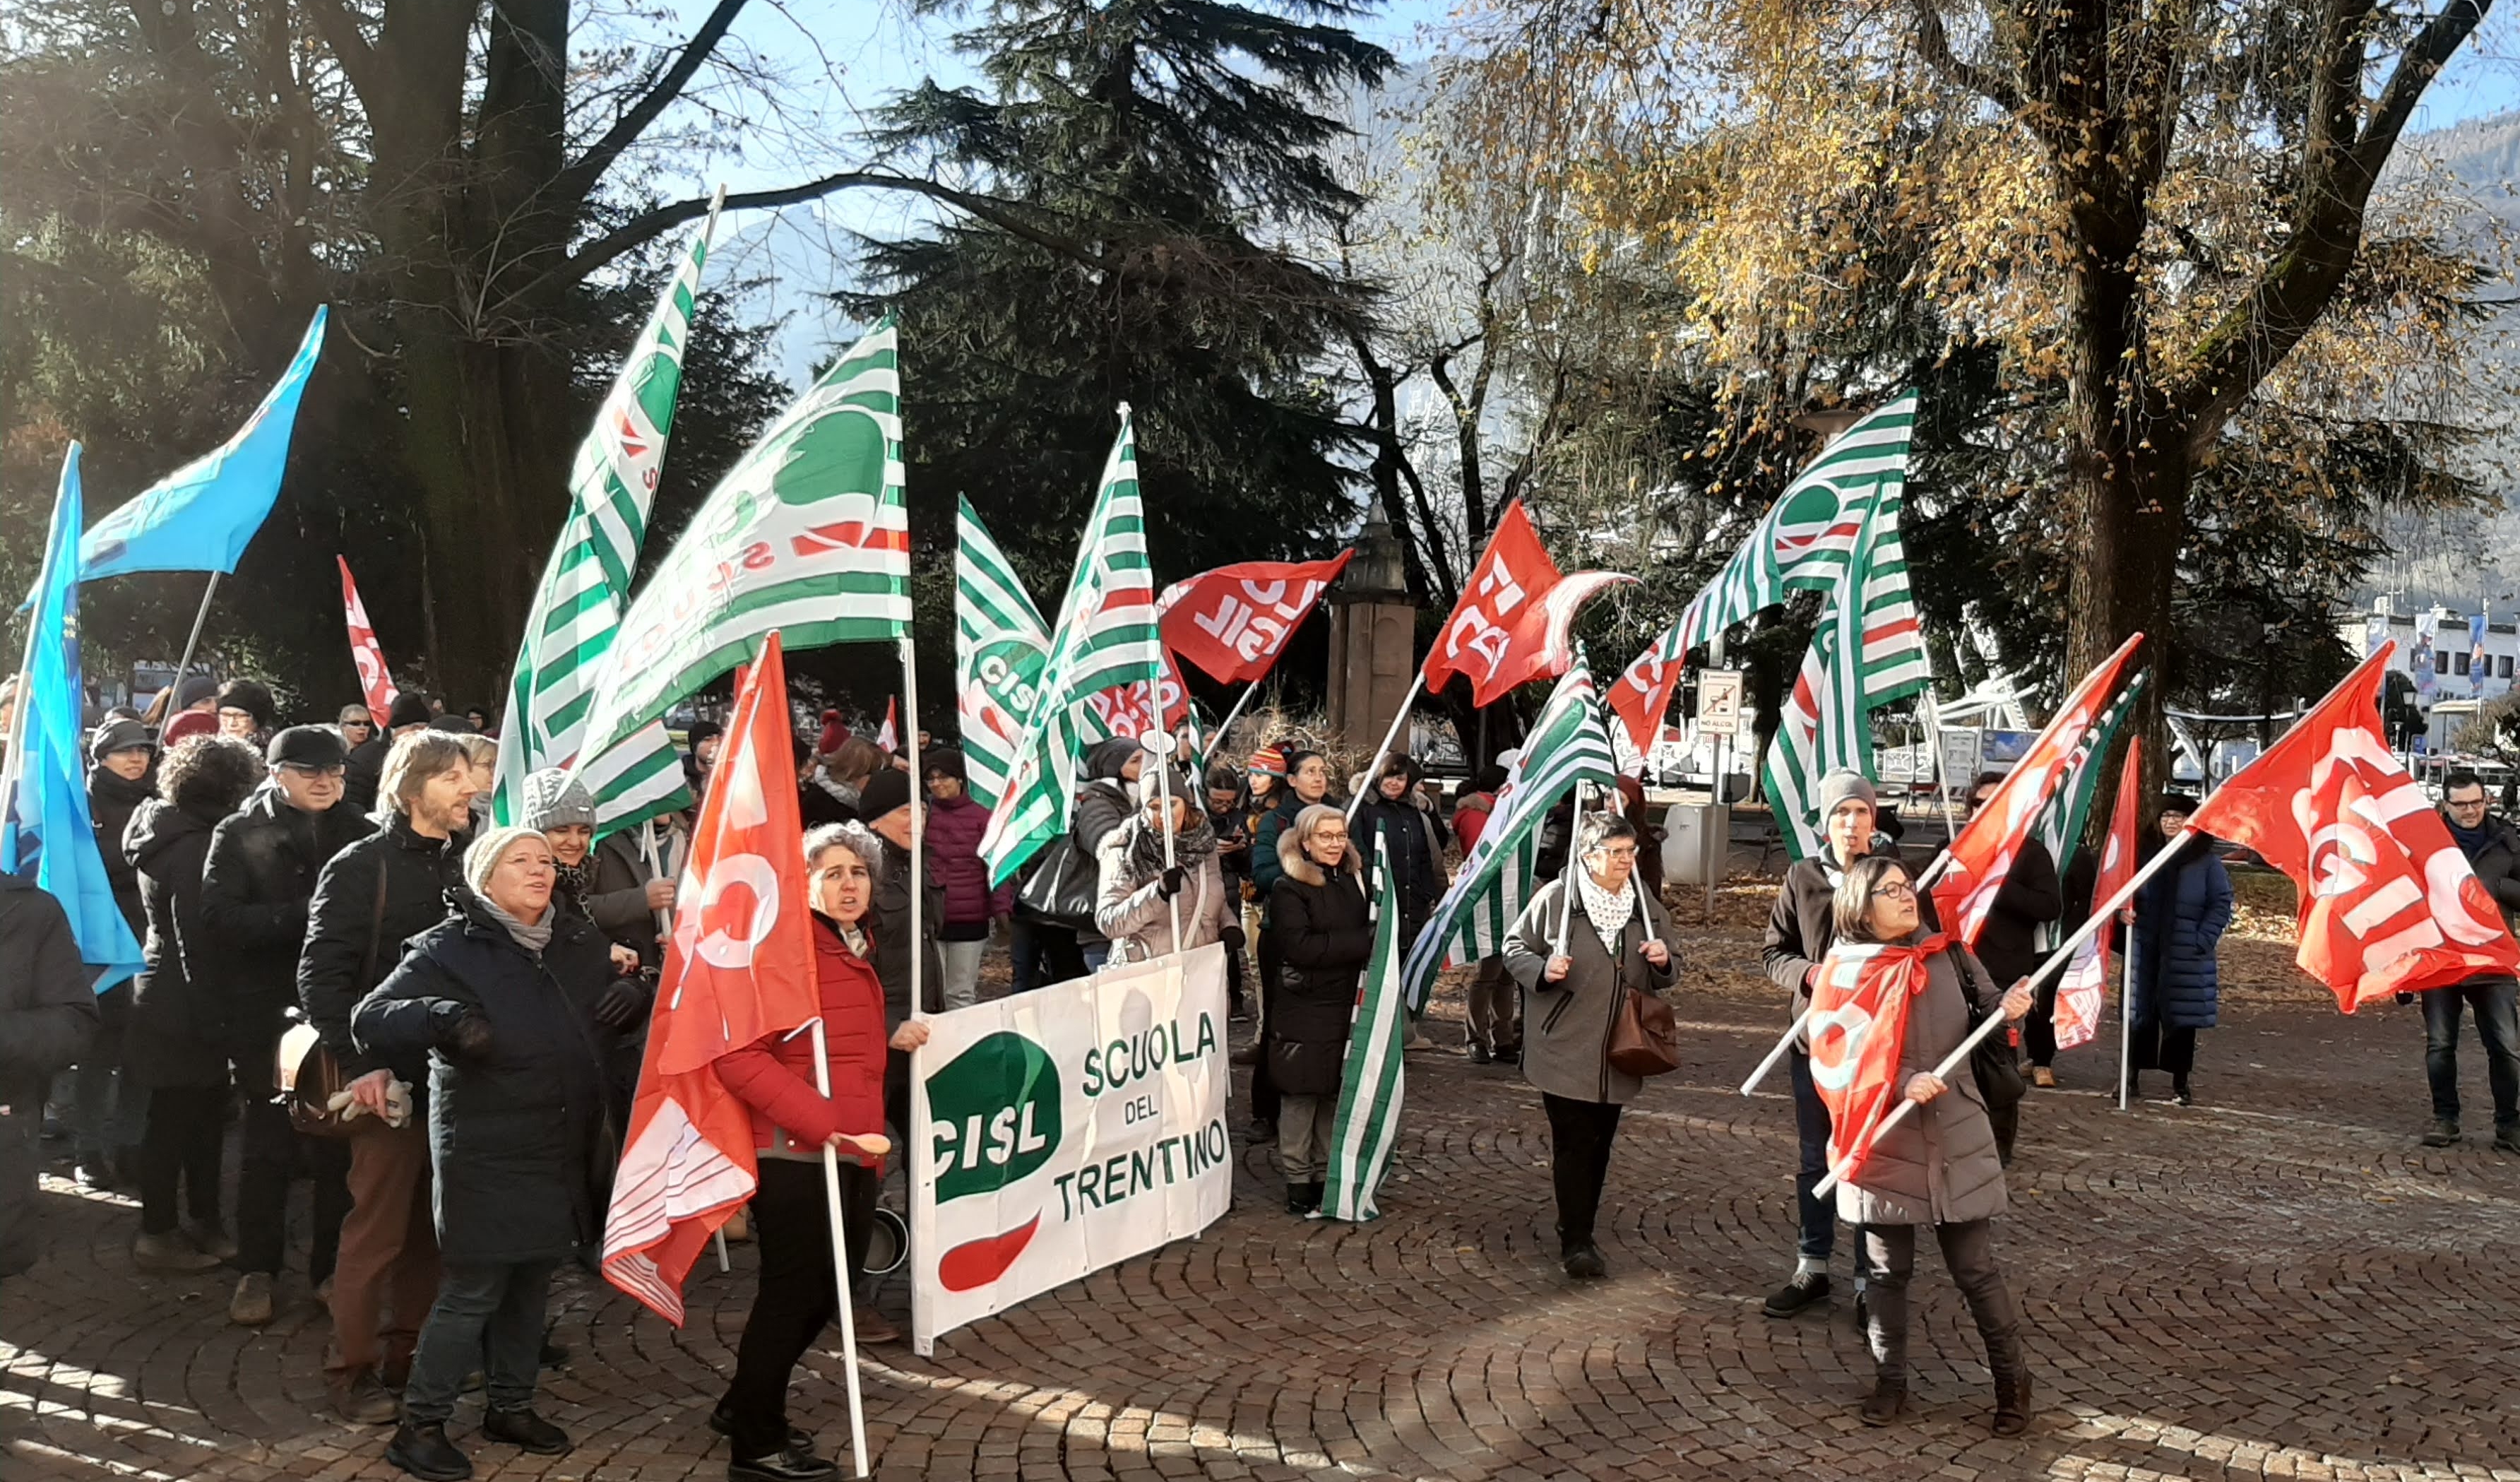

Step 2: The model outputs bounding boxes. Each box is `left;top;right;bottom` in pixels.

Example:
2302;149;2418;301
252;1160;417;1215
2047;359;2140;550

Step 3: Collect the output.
1607;988;1682;1077
283;863;388;1137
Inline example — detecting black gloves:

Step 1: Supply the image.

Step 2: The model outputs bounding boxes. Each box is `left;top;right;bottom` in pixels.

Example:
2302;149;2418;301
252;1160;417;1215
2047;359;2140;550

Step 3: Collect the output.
1222;923;1247;955
431;1002;494;1060
595;976;653;1030
1158;865;1187;899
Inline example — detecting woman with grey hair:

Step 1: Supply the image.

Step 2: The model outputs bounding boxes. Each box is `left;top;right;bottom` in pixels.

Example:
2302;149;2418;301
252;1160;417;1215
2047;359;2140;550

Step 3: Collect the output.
1812;853;2034;1435
1502;810;1675;1280
709;821;903;1478
1267;803;1372;1215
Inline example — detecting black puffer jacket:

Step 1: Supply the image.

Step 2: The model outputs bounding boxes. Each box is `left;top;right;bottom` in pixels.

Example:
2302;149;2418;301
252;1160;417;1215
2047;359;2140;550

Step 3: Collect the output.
201;786;376;1049
123;788;249;1089
1267;835;1375;1097
1965;837;2062;989
1353;788;1448;930
352;889;623;1264
1;874;99;1279
341;735;388;817
86;764;153;941
2454;811;2520;937
298;813;469;1082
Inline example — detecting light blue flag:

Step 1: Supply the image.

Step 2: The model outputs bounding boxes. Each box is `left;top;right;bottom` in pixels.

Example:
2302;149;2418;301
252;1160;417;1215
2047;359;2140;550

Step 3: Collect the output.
5;445;148;992
77;307;328;580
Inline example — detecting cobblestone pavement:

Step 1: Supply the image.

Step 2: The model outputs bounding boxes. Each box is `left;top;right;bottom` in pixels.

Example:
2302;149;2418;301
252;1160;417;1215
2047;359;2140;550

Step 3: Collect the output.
7;904;2518;1481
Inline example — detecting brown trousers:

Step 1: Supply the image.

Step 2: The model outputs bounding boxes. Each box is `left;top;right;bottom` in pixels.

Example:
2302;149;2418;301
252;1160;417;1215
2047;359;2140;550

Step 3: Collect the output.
327;1118;439;1382
1465;956;1521;1053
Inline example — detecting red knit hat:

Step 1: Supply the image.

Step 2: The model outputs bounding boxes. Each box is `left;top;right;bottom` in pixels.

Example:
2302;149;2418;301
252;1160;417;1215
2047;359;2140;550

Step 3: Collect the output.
1247;743;1288;778
816;708;845;757
163;710;218;747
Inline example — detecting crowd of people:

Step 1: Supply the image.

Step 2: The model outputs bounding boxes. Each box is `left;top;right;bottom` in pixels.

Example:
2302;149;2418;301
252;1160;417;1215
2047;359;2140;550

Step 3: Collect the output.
4;670;2518;1472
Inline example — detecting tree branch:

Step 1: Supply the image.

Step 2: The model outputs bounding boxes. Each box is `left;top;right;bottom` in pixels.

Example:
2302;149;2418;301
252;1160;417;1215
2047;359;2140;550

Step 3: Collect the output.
554;0;749;211
2350;0;2490;184
1908;0;2019;114
552;170;1104;289
298;0;387;117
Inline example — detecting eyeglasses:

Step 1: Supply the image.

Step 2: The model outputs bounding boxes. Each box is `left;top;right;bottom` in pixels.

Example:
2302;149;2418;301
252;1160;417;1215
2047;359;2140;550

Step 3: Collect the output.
218;709;257;723
281;764;347;779
1588;846;1639;861
1874;881;1917;900
2447;795;2489;812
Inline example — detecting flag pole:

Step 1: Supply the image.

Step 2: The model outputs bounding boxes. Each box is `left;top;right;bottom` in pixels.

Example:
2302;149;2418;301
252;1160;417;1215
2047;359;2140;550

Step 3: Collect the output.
1198;680;1266;768
901;635;926;1016
1737;853;1956;1096
1343;671;1426;826
1146;731;1182;956
1813;826;2199;1199
2118;915;2137;1112
805;1016;874;1479
639;817;727;1273
167;571;222;703
1553;782;1589;958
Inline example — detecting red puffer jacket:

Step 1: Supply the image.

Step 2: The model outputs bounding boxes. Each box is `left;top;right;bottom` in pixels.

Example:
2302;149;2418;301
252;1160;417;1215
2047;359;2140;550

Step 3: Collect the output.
924;790;1011;927
715;915;891;1168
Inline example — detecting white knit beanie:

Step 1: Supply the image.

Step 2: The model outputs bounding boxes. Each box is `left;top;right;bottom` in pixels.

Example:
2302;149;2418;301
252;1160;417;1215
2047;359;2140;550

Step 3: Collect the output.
465;824;549;899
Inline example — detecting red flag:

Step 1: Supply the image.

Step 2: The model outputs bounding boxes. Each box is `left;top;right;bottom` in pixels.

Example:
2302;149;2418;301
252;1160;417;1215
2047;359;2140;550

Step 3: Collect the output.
876;696;898;753
1420;501;1633;706
336;557;398;729
2188;644;2520;1012
1082;645;1191;737
1158;551;1353;685
1931;635;2146;954
1809;935;1947;1183
2053;740;2143;1051
602;634;821;1324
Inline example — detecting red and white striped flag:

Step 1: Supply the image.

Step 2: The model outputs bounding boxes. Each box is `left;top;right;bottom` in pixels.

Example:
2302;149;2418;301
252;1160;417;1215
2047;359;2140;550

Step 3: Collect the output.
336;557;398;728
1932;635;2146;952
2054;739;2142;1050
1808;935;1947;1184
602;633;821;1324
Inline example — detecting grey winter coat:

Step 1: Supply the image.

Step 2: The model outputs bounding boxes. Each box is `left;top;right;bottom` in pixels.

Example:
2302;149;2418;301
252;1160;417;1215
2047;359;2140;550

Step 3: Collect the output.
1502;875;1677;1105
1831;942;2009;1228
1095;820;1234;966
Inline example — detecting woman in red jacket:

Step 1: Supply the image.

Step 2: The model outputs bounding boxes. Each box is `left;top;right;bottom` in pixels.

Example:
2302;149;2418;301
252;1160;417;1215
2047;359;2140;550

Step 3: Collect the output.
711;822;914;1482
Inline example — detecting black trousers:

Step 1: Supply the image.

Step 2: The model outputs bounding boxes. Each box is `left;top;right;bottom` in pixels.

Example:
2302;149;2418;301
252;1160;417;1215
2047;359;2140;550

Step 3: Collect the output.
138;1084;225;1235
2021;978;2061;1067
1541;1093;1622;1250
233;1020;350;1280
2130;1021;2198;1079
721;1158;879;1459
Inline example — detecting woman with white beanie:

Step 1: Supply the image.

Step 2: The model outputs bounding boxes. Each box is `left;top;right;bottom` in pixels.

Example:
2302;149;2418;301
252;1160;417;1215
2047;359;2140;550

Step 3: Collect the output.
352;826;643;1481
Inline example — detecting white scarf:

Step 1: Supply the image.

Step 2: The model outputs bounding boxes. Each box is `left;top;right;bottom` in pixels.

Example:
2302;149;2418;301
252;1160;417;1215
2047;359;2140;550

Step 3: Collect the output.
1574;869;1636;956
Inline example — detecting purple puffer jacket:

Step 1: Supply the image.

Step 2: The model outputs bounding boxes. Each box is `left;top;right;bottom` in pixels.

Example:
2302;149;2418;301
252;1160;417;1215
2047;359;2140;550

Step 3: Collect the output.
925;791;1011;926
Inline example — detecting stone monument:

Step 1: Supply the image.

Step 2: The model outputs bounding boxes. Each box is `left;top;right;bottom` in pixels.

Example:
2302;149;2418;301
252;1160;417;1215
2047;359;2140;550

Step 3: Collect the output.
1326;504;1418;749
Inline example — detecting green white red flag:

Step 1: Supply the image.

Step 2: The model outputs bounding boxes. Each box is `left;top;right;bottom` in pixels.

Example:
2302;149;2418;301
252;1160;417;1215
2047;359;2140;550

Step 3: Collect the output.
1320;833;1407;1222
2055;739;2143;1051
602;634;819;1324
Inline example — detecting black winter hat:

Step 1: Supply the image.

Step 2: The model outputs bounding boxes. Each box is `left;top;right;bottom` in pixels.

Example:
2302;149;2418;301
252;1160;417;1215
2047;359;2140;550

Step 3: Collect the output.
216;678;277;730
267;725;349;770
860;765;915;822
88;718;154;765
386;692;434;730
174;675;220;711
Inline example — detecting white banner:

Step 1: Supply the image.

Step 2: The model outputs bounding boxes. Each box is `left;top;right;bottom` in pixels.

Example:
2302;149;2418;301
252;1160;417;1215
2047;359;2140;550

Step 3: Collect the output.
910;943;1232;1355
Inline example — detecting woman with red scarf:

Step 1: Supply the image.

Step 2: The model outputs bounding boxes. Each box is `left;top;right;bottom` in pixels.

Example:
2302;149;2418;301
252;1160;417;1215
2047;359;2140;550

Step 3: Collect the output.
709;822;911;1482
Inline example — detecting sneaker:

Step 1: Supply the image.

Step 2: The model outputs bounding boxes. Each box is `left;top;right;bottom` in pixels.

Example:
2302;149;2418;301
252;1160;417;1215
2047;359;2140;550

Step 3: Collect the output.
1469;1044;1492;1066
481;1406;571;1455
73;1156;113;1190
185;1219;239;1263
229;1272;275;1326
2420;1119;2462;1148
384;1421;473;1481
2173;1083;2194;1108
730;1445;840;1481
131;1229;222;1274
2029;1066;2057;1089
1562;1244;1607;1280
1762;1270;1831;1319
335;1369;403;1425
2495;1125;2520;1155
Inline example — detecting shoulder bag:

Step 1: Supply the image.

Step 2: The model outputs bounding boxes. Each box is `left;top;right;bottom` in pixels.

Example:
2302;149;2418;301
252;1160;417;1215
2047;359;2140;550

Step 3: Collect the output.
1014;836;1098;932
1605;911;1683;1078
1951;944;2026;1110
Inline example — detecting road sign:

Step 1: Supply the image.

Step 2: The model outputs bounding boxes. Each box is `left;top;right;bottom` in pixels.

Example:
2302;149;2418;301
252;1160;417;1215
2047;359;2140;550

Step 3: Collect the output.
1696;669;1744;737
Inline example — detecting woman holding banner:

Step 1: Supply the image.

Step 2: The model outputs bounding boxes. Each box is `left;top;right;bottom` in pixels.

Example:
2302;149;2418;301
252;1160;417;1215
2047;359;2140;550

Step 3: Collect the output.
710;822;901;1482
1501;812;1674;1281
1817;855;2035;1435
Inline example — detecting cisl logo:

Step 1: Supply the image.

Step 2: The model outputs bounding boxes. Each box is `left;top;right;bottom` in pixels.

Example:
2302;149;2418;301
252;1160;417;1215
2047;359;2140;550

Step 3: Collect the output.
925;1032;1062;1291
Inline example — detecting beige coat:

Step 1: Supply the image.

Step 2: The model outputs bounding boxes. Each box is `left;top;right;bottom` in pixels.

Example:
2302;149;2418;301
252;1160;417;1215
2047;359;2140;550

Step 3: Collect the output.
1835;943;2009;1227
1502;876;1676;1105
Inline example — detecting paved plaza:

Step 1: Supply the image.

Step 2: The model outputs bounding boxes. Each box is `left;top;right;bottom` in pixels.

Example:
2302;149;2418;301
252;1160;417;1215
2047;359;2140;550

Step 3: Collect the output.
6;881;2517;1481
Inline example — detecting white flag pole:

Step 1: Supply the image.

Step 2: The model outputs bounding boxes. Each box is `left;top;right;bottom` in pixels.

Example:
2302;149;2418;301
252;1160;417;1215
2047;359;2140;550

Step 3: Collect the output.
804;1016;873;1479
1199;680;1266;768
901;634;926;1016
2119;915;2138;1112
1552;783;1589;959
1737;853;1956;1096
1343;672;1426;827
1146;731;1183;956
1813;826;2198;1199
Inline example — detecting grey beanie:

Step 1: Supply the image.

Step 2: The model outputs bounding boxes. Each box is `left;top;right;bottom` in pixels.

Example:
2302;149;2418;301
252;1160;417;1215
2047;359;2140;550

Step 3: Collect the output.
1814;769;1877;821
521;768;598;832
465;824;549;899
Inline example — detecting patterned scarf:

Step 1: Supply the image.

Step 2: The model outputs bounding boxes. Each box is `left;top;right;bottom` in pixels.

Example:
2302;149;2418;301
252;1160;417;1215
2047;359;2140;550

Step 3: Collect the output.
1574;867;1637;955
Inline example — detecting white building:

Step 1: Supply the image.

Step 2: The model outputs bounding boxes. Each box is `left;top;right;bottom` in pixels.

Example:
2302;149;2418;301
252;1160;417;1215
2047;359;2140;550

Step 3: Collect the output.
2345;598;2518;711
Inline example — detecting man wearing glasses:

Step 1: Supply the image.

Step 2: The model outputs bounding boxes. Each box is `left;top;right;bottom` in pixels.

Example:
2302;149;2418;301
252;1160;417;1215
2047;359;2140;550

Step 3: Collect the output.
2421;771;2520;1153
199;726;376;1326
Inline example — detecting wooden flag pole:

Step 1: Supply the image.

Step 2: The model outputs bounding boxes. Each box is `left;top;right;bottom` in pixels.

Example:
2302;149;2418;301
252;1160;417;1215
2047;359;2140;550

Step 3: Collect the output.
1812;827;2199;1199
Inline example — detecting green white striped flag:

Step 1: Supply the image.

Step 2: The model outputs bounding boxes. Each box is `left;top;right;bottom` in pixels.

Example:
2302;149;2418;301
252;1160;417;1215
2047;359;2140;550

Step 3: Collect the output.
571;319;910;771
1607;392;1918;752
1401;660;1619;1010
493;203;720;832
2027;670;2147;951
1320;833;1408;1223
977;408;1163;885
1761;463;1929;858
954;497;1054;814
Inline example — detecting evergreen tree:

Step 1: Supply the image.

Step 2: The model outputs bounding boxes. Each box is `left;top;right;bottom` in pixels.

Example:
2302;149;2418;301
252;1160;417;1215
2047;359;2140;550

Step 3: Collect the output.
853;0;1398;624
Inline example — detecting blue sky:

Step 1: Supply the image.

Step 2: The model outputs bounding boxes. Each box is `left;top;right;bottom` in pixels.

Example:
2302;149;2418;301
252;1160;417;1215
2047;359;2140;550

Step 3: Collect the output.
659;0;2520;384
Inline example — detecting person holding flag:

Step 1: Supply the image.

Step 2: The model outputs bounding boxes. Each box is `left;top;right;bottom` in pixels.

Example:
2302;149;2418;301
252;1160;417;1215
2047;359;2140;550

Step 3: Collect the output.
1809;855;2033;1435
1500;812;1675;1281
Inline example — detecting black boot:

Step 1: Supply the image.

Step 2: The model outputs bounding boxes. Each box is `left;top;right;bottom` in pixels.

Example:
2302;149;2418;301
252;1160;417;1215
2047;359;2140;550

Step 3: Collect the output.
1986;1325;2034;1437
1859;1374;1906;1426
482;1406;571;1455
384;1421;474;1481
